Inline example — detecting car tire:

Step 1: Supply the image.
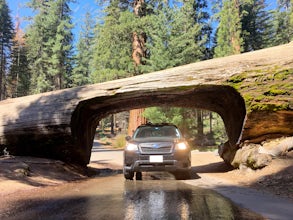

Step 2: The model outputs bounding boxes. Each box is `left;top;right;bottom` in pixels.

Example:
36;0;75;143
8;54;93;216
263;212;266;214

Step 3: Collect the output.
123;167;134;180
136;172;142;180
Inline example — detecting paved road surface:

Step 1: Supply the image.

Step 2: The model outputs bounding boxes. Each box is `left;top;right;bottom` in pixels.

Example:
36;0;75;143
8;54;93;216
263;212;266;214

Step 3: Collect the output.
90;140;123;167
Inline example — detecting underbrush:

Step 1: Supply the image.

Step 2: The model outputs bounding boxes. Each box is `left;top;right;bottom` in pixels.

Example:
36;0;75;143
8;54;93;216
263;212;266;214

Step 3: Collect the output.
112;134;127;149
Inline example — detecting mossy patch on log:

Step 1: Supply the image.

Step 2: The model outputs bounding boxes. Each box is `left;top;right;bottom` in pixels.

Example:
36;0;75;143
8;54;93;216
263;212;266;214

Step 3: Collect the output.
225;67;293;113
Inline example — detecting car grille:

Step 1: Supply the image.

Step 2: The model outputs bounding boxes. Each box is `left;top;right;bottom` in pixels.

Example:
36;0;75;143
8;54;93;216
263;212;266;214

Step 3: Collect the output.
139;143;173;154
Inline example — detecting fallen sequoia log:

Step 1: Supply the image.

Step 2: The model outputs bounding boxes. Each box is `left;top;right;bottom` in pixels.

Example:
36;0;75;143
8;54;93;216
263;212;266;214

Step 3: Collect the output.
0;43;293;167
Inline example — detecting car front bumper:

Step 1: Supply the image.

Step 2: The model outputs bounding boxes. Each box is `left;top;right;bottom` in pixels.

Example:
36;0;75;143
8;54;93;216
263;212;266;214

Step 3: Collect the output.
124;151;191;172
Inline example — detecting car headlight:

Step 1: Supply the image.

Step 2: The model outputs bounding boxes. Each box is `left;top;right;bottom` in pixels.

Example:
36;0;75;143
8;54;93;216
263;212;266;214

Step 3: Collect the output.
176;142;188;150
126;143;138;151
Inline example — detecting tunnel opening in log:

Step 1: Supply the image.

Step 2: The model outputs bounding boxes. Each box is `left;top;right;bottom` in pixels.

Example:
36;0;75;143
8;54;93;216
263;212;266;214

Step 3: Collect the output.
71;85;246;165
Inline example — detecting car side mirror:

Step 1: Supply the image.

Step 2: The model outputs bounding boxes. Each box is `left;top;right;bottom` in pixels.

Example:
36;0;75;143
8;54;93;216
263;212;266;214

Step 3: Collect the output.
125;136;131;141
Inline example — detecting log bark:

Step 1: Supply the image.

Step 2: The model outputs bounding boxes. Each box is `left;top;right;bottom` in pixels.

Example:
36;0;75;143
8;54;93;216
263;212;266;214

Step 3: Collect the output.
0;43;292;166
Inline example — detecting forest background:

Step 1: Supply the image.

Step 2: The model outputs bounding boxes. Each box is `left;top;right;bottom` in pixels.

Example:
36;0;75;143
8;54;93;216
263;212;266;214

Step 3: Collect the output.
1;0;292;148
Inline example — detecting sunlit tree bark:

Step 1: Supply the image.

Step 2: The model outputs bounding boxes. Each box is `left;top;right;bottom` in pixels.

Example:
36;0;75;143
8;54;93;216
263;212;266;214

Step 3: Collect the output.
128;0;147;135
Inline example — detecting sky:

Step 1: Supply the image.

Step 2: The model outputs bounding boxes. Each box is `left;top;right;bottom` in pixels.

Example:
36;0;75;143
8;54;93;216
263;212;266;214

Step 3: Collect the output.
7;0;278;44
7;0;101;44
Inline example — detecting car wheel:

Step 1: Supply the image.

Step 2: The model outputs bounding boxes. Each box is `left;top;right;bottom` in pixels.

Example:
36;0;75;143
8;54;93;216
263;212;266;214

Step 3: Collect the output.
123;167;134;180
136;172;142;180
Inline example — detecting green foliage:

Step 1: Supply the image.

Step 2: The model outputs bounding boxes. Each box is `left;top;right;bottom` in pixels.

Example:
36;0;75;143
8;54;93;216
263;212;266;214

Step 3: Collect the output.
90;69;132;83
214;0;243;57
141;6;174;72
167;0;207;66
113;134;127;149
240;0;273;51
143;107;182;125
7;37;30;98
71;11;95;87
143;107;227;147
0;0;13;50
214;0;275;54
90;7;135;83
143;0;211;71
26;0;74;93
270;0;293;45
91;0;210;80
0;0;14;99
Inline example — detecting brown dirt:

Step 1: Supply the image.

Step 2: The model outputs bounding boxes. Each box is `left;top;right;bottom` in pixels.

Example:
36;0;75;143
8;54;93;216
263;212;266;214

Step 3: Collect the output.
0;156;89;196
0;150;292;201
191;151;293;201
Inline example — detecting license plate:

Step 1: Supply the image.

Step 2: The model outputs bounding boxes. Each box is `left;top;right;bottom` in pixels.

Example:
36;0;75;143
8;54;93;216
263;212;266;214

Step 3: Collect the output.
149;155;163;163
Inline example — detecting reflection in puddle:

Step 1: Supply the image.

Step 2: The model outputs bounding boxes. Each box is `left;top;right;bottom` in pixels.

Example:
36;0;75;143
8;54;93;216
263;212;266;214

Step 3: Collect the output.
148;191;165;219
123;180;262;220
1;176;264;219
124;181;192;219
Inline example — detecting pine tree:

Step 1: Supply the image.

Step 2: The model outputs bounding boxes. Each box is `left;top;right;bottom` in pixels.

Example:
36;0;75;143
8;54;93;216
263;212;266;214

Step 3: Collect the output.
7;16;30;98
90;0;134;83
71;11;95;87
240;0;273;51
26;0;50;93
0;0;13;100
26;0;74;94
271;0;293;45
142;0;211;72
169;0;210;65
141;4;173;73
49;0;74;90
195;0;213;59
214;0;243;57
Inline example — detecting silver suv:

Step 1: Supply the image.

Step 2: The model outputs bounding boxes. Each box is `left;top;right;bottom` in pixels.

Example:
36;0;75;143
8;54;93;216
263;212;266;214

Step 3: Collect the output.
123;123;191;180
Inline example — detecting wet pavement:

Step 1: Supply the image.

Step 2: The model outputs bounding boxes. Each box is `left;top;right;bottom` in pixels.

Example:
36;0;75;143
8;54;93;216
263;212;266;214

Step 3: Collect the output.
1;175;264;220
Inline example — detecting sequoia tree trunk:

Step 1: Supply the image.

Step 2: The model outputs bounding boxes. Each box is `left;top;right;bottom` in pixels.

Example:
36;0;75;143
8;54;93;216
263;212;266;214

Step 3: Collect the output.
128;0;147;135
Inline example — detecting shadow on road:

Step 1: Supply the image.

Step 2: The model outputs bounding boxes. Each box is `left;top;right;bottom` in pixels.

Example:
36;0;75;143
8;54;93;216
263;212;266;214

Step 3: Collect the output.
191;161;234;173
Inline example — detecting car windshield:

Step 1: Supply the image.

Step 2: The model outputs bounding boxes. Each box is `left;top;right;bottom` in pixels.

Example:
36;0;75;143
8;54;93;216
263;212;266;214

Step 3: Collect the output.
133;125;181;139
